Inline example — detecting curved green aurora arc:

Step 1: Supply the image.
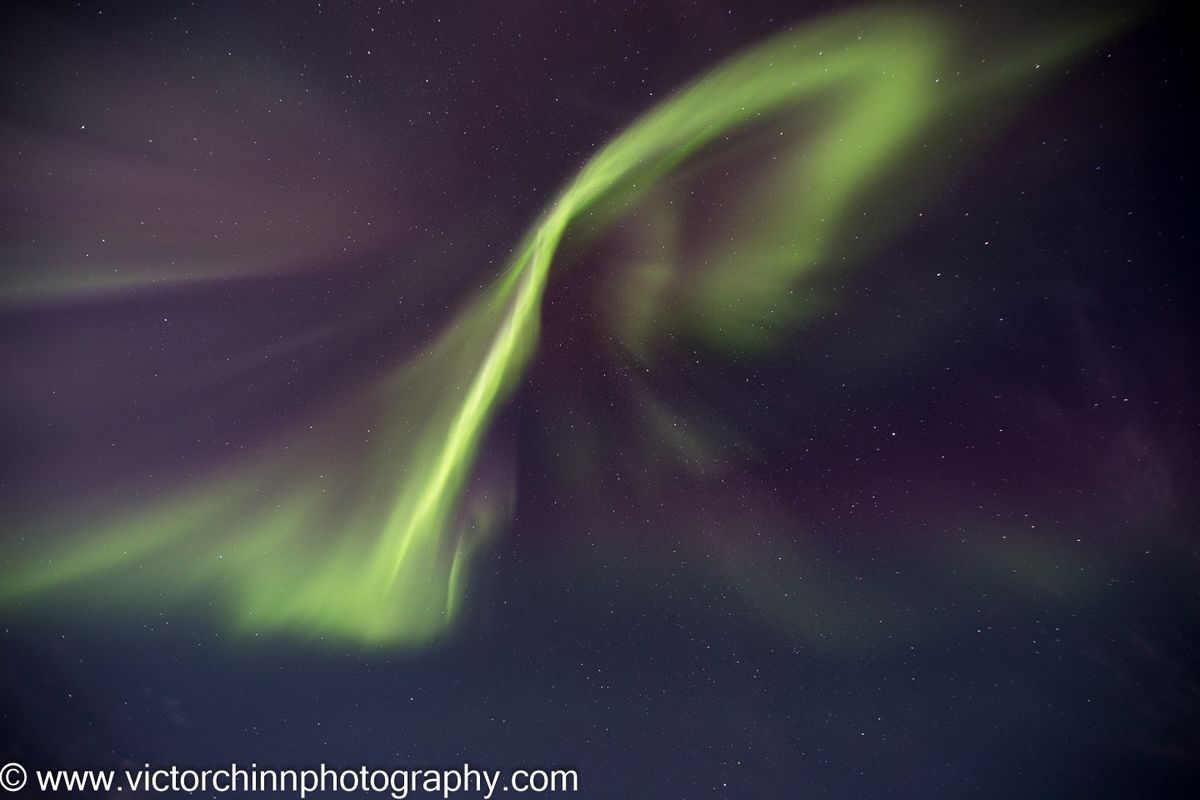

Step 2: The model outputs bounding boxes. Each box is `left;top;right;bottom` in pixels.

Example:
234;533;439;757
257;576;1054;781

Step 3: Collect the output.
0;5;1125;645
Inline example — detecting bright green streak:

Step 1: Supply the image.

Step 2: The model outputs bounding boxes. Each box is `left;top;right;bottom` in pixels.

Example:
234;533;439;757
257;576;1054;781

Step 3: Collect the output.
0;5;1119;646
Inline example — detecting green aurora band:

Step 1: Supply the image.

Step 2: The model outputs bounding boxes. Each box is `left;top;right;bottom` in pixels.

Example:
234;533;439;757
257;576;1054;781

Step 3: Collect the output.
0;5;1125;646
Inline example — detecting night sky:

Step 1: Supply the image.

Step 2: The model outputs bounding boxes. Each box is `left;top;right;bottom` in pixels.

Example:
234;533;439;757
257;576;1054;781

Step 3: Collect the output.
1;1;1197;798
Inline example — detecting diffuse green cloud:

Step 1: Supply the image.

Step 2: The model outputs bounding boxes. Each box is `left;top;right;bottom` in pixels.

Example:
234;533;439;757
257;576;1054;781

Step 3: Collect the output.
0;4;1123;645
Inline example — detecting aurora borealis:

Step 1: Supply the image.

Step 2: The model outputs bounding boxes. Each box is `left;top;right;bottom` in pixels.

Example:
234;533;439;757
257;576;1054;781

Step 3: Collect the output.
2;1;1197;797
0;4;1126;644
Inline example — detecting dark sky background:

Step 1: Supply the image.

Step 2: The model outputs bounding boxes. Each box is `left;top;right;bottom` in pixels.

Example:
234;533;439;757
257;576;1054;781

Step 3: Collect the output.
1;1;1197;798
